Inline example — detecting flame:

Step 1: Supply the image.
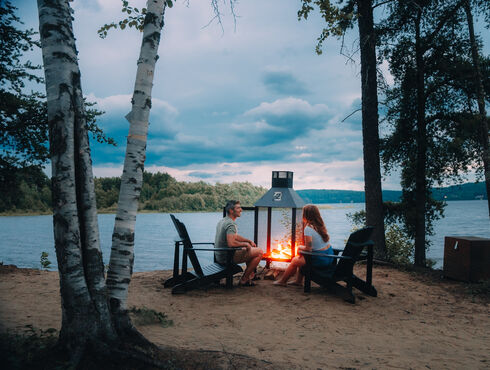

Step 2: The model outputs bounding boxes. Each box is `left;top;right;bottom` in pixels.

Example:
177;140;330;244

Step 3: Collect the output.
270;239;298;260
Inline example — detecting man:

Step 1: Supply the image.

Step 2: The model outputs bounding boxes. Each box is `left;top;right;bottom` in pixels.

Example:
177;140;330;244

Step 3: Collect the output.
215;200;263;286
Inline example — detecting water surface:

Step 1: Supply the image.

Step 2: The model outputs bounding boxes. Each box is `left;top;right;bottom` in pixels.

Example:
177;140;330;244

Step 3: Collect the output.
0;200;488;271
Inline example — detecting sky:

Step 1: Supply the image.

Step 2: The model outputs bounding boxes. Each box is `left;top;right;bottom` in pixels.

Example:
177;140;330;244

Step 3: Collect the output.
15;0;489;190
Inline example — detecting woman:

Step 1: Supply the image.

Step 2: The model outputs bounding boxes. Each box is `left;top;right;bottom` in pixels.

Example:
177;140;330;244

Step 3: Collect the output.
273;204;334;287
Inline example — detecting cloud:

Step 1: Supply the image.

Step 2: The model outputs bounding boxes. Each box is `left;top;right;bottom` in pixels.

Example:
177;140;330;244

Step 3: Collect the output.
140;95;368;169
245;97;329;121
140;159;368;190
188;171;215;179
231;97;333;145
86;93;178;141
188;170;253;179
262;68;309;95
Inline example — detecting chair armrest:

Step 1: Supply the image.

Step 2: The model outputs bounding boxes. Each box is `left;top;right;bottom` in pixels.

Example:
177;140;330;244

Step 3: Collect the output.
174;241;215;246
299;250;353;260
185;247;246;252
348;240;374;247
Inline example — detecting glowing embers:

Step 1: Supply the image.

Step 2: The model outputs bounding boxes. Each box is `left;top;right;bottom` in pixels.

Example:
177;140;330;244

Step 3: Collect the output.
269;239;299;261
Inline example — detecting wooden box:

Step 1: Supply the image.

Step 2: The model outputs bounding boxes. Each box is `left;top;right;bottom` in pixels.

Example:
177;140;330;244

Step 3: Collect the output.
443;236;490;282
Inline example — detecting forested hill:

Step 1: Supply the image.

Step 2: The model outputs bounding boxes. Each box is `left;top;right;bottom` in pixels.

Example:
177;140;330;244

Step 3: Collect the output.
0;170;267;214
1;168;487;215
297;182;488;204
95;172;267;212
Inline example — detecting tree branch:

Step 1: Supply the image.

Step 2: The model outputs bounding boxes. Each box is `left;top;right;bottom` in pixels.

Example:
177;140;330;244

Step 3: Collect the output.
372;0;394;10
341;108;362;122
423;0;466;52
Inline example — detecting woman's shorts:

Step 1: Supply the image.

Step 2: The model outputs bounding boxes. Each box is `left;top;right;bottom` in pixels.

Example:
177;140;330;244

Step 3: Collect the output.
311;247;334;267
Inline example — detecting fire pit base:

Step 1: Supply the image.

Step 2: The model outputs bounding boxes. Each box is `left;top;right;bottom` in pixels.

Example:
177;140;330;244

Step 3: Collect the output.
263;269;281;280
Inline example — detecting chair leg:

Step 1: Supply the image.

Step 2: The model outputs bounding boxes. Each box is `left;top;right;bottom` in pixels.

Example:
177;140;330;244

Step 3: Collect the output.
351;275;377;297
226;271;233;289
328;281;355;304
303;255;312;293
164;271;194;288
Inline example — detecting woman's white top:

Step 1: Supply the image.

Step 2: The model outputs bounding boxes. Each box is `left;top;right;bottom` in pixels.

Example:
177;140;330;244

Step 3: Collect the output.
304;226;330;251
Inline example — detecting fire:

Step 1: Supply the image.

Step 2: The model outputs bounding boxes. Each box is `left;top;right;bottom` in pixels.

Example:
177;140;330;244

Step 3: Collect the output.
270;239;298;260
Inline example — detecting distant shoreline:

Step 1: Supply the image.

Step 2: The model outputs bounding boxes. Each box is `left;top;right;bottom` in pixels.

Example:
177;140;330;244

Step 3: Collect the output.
1;198;487;217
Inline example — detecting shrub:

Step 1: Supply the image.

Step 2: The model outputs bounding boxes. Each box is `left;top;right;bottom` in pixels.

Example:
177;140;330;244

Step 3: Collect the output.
40;252;51;269
385;224;414;266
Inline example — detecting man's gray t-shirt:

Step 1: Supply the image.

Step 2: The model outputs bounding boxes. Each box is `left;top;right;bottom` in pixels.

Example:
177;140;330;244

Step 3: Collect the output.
214;216;237;264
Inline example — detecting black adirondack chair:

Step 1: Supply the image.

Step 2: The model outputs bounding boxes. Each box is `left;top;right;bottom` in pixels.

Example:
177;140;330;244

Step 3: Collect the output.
164;214;243;294
300;226;377;304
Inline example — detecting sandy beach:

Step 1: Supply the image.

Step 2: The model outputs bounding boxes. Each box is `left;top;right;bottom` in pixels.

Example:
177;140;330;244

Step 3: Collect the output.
0;264;488;369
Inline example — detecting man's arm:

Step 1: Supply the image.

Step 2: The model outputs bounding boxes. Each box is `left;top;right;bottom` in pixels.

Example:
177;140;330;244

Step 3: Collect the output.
234;234;256;247
226;233;256;248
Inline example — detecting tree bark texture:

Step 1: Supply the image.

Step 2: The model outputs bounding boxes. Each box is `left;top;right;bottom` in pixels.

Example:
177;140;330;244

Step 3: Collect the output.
357;0;387;259
107;0;167;333
414;9;427;266
38;0;115;355
464;1;490;217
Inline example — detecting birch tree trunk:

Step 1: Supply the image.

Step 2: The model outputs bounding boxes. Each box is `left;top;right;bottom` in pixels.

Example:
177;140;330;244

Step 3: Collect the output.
38;0;115;359
107;0;167;334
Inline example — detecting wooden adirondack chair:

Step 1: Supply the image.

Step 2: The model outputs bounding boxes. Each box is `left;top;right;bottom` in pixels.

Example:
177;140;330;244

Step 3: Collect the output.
164;214;243;294
300;226;377;304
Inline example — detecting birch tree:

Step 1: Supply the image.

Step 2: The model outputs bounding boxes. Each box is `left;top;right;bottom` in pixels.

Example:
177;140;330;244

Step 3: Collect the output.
38;0;236;364
38;0;167;364
106;0;167;334
38;0;116;359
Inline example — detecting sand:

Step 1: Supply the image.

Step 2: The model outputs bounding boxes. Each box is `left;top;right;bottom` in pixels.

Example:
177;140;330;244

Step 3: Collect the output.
0;264;489;369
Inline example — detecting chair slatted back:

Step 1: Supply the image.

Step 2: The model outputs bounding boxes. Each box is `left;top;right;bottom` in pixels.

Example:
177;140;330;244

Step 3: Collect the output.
335;227;374;278
170;214;204;277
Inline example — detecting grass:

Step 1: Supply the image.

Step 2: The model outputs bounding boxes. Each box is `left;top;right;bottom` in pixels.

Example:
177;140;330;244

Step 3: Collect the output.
129;307;173;327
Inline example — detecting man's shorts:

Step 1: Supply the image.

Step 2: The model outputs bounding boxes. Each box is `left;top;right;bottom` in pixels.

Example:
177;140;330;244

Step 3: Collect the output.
233;248;251;264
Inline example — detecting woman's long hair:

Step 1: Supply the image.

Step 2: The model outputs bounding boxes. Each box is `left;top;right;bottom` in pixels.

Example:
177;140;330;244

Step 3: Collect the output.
302;204;329;243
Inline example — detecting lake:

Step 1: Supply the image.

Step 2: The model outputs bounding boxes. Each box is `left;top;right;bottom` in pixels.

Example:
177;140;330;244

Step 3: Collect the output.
0;200;488;271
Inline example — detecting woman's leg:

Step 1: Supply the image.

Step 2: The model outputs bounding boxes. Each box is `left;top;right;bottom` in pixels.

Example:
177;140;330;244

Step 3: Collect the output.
274;256;301;285
291;255;306;284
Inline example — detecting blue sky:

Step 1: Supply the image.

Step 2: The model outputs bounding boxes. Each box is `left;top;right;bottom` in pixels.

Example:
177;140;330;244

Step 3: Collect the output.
16;0;488;190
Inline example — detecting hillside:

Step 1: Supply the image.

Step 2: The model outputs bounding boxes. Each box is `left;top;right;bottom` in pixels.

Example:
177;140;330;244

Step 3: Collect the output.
1;169;487;215
297;182;488;204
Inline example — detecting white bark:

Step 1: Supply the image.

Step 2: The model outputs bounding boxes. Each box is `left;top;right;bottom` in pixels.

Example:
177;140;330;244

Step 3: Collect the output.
107;0;167;313
38;0;113;343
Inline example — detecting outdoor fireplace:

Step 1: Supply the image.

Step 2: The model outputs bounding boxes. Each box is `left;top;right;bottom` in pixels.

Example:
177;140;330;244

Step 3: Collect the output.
223;171;305;268
254;171;305;267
